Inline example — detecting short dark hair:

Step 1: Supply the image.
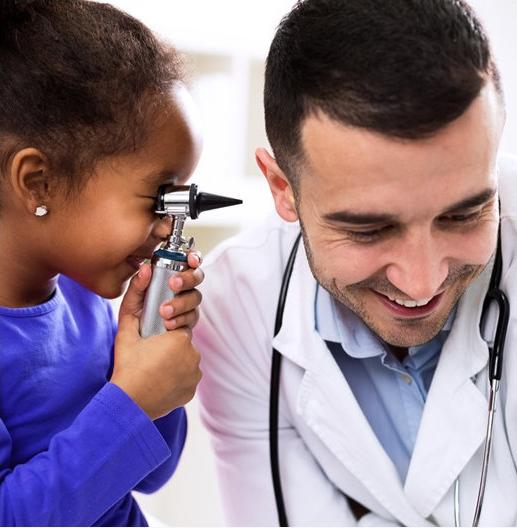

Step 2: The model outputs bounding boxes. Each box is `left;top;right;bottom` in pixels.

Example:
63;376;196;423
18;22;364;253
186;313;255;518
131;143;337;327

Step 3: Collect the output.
264;0;502;183
0;0;184;193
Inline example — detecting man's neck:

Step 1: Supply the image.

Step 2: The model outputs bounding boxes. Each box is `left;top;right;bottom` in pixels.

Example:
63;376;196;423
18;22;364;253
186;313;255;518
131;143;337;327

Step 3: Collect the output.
388;346;409;362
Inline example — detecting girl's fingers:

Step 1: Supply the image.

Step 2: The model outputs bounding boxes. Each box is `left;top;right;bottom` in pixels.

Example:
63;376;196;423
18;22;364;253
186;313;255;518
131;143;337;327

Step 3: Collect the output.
160;289;203;319
162;309;200;331
118;263;152;321
169;267;205;293
187;251;203;268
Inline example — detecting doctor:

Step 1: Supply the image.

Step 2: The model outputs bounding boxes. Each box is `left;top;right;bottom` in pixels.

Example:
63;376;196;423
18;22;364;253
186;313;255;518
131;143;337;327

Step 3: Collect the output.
194;0;517;525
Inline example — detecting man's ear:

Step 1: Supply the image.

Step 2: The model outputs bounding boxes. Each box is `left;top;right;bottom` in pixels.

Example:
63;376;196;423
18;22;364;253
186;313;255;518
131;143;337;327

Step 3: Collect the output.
8;148;53;216
255;148;298;222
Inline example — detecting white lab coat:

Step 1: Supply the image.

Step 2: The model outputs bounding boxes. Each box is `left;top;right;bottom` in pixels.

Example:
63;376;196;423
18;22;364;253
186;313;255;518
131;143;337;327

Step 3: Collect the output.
194;155;517;526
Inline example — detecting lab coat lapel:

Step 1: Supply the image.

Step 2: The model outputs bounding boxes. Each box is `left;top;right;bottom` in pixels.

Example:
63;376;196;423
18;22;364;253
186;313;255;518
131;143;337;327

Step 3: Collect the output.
273;242;431;526
404;263;492;518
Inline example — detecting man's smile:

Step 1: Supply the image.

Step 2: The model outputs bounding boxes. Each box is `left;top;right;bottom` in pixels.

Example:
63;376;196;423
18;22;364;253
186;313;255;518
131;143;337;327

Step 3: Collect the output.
371;289;445;319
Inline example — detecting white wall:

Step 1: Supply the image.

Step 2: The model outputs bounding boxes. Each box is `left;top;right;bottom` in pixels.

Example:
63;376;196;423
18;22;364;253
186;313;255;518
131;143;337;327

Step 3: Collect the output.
105;2;517;525
468;0;517;154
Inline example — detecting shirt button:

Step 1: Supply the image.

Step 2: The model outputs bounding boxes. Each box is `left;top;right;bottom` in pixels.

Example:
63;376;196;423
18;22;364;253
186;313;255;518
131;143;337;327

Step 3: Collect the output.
400;373;413;385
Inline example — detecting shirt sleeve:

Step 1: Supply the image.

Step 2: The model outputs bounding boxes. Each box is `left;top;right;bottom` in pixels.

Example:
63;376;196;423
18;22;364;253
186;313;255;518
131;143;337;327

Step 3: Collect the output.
103;297;188;494
134;407;187;493
0;382;171;526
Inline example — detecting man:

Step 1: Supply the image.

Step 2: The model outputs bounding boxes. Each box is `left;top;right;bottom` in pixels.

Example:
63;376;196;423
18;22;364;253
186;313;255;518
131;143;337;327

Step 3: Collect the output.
194;0;517;525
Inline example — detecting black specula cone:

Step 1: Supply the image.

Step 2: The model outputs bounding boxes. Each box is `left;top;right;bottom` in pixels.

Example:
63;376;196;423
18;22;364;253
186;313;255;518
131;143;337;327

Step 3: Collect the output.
189;185;243;219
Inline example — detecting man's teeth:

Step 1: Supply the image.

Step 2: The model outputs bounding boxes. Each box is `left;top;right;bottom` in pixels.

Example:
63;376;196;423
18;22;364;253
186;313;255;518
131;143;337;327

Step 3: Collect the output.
385;294;433;307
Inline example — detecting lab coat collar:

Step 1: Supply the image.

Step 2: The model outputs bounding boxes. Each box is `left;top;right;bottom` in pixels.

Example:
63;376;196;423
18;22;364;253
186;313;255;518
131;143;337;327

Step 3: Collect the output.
272;241;432;525
404;258;494;517
273;239;495;524
272;239;317;371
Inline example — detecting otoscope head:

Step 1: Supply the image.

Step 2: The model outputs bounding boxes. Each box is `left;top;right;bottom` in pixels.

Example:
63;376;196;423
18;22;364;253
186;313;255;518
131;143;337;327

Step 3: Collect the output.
156;183;242;218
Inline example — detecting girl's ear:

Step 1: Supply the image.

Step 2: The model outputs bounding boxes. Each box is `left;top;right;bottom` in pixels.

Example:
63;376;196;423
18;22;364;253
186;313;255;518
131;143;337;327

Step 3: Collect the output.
8;148;53;216
255;148;298;222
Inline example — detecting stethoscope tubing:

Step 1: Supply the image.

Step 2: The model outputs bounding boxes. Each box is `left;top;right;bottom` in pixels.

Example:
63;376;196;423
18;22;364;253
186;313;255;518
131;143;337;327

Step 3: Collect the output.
270;232;302;527
472;378;499;527
270;226;508;527
458;221;508;526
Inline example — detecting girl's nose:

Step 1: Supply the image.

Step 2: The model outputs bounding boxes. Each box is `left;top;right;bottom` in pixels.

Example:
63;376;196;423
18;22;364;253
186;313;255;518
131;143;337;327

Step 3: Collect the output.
152;215;173;240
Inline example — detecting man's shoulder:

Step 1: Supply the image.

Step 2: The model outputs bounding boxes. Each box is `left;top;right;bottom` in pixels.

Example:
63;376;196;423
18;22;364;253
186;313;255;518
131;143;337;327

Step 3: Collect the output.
195;215;300;385
204;213;300;273
198;213;301;325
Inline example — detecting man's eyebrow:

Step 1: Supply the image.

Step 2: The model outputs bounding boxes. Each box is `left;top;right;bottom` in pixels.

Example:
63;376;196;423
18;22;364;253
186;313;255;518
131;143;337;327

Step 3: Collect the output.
322;210;396;225
441;187;496;214
322;188;497;226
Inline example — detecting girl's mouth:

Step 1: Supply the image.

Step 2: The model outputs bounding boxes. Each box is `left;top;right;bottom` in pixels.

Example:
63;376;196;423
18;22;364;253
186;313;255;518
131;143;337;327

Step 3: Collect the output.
126;255;147;271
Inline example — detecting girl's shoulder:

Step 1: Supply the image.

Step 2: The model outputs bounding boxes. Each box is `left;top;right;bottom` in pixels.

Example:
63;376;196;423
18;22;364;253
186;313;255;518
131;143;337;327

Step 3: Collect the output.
0;275;114;329
58;275;116;327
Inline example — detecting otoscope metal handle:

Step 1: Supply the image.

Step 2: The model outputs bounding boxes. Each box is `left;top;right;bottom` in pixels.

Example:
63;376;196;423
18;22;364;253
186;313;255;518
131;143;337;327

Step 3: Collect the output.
139;253;189;338
139;183;242;338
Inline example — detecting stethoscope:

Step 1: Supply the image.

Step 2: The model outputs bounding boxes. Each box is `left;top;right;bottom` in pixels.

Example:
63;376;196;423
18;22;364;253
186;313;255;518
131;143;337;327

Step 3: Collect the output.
269;223;509;527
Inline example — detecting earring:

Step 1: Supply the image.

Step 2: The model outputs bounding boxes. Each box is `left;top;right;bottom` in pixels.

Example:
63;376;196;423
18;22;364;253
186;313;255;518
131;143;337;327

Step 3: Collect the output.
34;205;48;217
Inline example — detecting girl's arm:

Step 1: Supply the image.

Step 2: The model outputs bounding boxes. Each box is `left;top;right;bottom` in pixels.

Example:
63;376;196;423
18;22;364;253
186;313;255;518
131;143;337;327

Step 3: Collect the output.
0;383;171;526
120;252;204;493
134;408;187;493
0;254;204;525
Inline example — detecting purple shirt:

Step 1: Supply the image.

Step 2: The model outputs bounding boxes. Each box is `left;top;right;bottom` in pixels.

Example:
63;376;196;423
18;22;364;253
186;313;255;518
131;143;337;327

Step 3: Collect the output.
0;275;186;526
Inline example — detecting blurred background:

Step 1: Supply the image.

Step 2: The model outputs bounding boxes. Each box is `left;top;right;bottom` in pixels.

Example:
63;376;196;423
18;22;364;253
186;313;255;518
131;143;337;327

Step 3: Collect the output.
104;1;517;525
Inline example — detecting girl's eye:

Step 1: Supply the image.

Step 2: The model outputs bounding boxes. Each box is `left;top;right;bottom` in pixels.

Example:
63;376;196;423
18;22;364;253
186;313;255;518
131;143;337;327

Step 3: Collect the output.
143;197;158;214
346;225;393;243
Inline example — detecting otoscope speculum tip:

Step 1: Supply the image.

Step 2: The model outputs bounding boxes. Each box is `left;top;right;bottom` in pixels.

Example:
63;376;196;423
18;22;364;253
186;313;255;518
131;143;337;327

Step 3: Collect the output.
157;183;243;219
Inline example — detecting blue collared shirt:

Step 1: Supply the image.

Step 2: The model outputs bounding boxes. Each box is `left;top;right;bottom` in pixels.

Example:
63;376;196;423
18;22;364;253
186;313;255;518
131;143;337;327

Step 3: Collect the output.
315;285;454;482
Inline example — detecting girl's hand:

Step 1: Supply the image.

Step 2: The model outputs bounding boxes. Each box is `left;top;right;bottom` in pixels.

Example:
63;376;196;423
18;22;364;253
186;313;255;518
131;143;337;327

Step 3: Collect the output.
112;254;204;420
158;251;204;330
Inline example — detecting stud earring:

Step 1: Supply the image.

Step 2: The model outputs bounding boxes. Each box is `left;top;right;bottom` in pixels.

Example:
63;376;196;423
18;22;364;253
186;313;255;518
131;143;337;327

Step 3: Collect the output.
34;205;48;217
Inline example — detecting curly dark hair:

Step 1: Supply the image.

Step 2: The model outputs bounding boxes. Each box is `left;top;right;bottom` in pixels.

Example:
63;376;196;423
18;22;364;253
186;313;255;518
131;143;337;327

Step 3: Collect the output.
264;0;503;183
0;0;184;193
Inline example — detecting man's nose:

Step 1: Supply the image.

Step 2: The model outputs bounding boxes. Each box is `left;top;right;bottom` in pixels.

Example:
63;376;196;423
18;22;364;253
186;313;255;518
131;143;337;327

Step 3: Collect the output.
384;229;449;301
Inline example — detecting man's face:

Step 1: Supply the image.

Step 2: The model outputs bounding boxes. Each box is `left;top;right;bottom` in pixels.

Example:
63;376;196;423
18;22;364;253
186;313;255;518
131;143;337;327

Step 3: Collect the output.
295;85;504;347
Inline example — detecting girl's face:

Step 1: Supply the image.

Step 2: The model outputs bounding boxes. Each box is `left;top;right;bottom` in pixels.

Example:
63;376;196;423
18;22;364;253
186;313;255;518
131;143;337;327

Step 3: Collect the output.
42;85;203;299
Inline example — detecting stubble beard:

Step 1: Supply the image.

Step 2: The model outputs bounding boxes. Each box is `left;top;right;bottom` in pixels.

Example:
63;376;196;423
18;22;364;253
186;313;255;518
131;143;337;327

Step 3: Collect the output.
299;223;487;347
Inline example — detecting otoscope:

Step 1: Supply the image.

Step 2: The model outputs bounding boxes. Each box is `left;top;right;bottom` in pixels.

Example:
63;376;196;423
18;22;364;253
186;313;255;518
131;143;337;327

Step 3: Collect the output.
139;183;242;337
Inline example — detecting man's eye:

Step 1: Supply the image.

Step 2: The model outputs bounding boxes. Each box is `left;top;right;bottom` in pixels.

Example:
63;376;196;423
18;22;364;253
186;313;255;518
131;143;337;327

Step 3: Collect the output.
440;210;482;223
347;226;393;243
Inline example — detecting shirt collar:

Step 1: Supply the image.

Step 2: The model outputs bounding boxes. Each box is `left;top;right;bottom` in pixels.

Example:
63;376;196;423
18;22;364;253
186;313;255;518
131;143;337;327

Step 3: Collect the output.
315;285;385;359
315;284;455;361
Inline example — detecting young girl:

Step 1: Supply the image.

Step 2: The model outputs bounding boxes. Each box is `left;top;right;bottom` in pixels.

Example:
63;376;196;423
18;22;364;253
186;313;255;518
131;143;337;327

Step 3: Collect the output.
0;1;205;525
